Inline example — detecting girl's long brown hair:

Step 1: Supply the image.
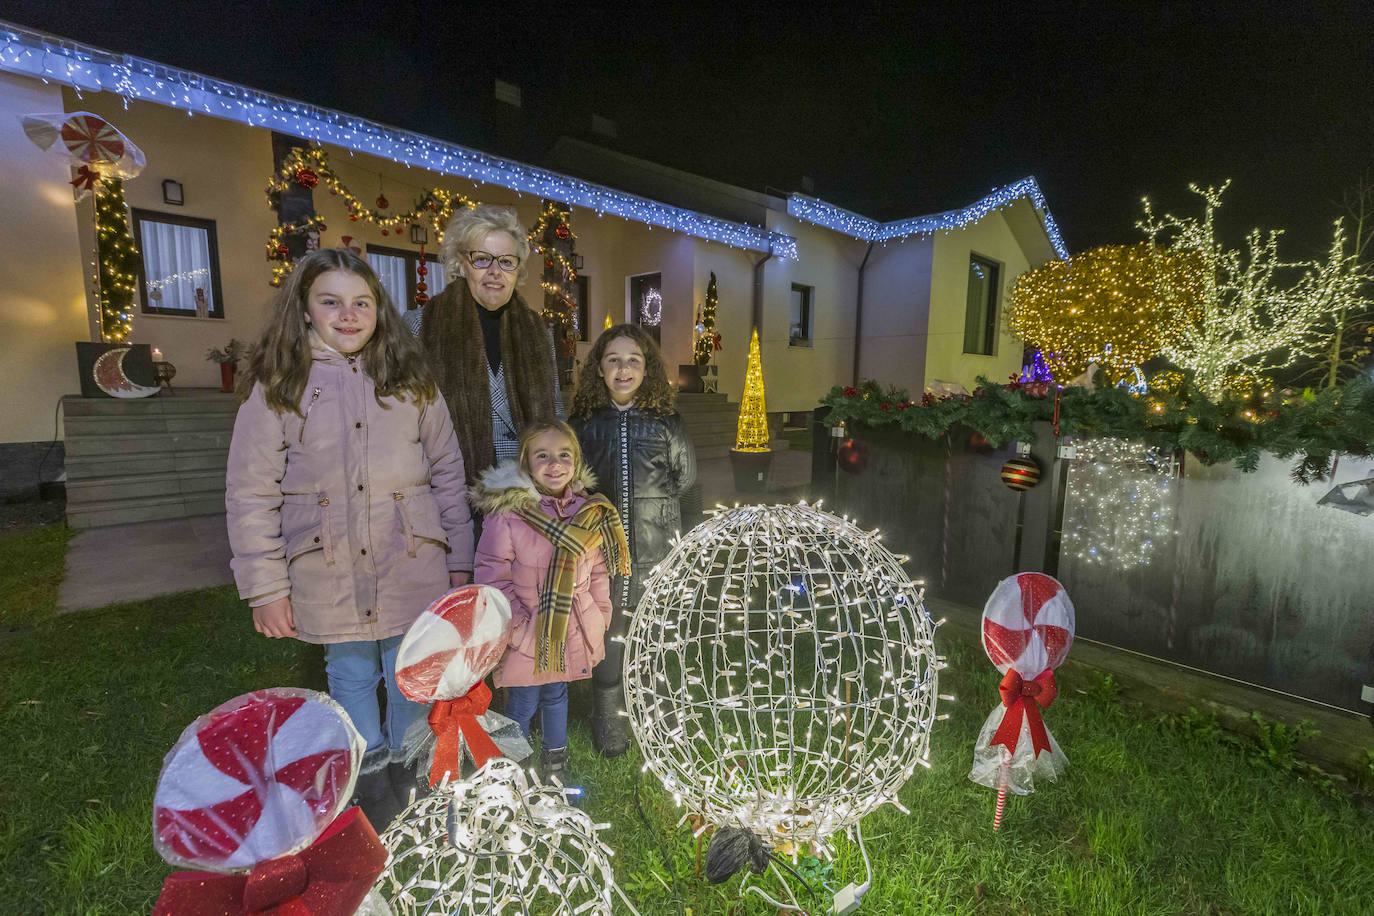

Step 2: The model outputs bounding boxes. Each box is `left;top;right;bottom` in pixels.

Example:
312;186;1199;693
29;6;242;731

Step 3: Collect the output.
569;324;676;418
238;248;437;414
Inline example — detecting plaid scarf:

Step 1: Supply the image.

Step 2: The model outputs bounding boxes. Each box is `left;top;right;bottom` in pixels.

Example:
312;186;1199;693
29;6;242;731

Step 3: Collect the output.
517;493;630;675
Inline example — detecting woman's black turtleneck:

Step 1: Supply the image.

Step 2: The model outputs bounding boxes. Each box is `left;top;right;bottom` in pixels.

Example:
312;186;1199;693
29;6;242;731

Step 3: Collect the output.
476;302;508;372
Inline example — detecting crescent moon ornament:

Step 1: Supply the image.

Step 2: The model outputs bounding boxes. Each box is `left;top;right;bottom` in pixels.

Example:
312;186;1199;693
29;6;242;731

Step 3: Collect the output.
93;348;161;398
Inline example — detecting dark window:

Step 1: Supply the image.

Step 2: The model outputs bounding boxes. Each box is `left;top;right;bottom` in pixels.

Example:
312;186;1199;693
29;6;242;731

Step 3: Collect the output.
963;255;1000;355
790;283;813;346
629;272;662;345
575;274;590;341
132;210;224;319
366;245;447;314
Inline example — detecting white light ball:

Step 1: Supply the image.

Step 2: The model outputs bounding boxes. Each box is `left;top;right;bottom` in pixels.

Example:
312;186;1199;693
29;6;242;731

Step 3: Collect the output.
376;758;621;915
623;502;940;848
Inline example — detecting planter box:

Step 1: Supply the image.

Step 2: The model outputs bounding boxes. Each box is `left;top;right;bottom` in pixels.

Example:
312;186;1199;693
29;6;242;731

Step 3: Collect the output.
729;448;772;492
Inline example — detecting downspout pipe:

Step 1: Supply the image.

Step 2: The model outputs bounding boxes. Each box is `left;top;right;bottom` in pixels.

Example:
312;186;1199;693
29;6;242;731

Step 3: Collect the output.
751;248;774;332
852;242;875;386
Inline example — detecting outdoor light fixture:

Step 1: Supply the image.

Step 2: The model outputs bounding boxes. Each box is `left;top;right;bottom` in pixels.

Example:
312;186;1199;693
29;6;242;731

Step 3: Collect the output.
409;224;427;245
161;179;183;206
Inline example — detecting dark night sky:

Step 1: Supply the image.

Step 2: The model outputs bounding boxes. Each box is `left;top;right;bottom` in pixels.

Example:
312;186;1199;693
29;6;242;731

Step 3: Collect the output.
3;0;1371;256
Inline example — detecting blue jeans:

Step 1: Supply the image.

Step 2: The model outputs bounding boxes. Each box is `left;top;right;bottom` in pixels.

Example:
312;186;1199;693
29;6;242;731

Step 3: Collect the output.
324;634;427;771
504;682;569;750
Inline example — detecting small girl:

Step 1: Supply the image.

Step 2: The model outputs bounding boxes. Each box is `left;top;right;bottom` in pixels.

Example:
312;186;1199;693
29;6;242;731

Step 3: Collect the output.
226;248;473;828
569;324;696;757
473;420;629;779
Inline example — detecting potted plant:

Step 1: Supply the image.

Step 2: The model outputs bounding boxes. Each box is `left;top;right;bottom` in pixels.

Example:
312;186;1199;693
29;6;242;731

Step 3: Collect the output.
206;339;246;393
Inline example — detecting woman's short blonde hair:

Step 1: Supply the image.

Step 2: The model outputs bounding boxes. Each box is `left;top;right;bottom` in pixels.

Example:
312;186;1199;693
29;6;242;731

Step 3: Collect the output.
441;204;531;280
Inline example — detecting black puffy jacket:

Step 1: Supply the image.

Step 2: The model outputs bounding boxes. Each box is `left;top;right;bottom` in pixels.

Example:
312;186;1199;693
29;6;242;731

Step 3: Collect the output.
571;406;696;609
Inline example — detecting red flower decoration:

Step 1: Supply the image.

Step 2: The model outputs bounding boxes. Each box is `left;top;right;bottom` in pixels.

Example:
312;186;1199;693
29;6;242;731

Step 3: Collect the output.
294;168;318;189
920;393;936;407
897;401;911;411
880;402;891;411
842;387;859;397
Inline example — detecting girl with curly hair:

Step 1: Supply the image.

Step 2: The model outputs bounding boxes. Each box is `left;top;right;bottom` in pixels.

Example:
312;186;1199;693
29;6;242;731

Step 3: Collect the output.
569;324;696;756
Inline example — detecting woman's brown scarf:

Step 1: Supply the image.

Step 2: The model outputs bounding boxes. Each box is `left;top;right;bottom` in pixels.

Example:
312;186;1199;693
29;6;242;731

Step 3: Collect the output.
418;283;558;484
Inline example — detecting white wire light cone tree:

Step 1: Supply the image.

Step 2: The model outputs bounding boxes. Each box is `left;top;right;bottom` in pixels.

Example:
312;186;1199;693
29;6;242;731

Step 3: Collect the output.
623;502;943;854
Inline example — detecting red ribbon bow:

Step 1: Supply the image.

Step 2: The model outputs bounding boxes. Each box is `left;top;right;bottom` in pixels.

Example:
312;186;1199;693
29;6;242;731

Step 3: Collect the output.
428;680;501;786
990;669;1058;758
152;806;386;916
70;164;100;191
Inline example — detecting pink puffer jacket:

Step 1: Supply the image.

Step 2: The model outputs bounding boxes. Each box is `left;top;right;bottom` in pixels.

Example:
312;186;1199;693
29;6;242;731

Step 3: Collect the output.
473;463;613;687
226;341;473;644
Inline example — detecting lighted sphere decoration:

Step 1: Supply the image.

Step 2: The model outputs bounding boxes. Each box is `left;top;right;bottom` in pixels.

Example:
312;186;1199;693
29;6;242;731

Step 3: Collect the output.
376;758;626;915
623;502;941;849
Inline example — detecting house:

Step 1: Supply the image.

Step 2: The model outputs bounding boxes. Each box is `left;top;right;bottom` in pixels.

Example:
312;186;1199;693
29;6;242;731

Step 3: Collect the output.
0;20;1065;520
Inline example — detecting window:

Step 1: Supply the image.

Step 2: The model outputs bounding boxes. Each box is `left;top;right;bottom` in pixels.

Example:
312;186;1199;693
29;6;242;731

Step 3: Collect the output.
367;245;447;313
790;283;813;346
629;272;662;345
132;210;224;318
963;254;1001;356
575;274;590;341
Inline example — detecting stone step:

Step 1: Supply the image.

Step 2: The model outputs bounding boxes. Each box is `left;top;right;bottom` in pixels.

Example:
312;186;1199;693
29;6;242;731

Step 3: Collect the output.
66;493;224;529
64;413;236;437
66;469;227;506
63;430;235;457
62;391;238;416
65;447;229;480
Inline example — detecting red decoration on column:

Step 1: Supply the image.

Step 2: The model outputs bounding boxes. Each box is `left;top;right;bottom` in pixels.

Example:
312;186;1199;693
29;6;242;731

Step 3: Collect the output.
294;167;318;188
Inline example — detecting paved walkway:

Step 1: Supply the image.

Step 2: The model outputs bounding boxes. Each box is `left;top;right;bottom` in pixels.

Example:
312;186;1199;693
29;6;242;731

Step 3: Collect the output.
56;448;815;613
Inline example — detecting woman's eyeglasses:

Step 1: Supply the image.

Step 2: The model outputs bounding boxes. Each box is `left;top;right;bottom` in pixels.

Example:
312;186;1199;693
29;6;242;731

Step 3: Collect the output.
465;250;520;272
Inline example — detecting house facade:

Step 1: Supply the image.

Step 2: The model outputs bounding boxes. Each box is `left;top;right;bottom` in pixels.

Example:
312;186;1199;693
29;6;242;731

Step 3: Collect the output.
0;22;1064;460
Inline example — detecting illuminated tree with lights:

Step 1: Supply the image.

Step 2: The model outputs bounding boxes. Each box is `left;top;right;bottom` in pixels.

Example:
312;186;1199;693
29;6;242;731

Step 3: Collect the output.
95;178;140;343
1139;181;1369;399
693;271;718;366
1008;242;1203;381
735;328;769;451
1311;180;1374;388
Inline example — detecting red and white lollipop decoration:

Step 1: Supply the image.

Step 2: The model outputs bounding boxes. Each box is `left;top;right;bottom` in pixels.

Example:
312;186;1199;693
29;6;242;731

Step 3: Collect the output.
395;584;529;786
969;573;1075;829
151;688;386;915
22;111;146;195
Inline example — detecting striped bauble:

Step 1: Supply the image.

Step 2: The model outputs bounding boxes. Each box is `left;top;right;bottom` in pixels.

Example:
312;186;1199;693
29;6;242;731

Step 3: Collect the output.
1000;456;1041;490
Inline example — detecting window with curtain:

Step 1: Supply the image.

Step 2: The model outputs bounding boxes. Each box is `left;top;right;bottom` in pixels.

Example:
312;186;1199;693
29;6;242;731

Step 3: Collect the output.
963;254;1001;356
790;283;813;347
132;210;224;318
367;245;447;314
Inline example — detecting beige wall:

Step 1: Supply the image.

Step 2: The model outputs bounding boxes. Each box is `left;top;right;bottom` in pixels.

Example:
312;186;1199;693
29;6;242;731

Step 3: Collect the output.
859;235;936;394
1;74;90;443
923;211;1029;391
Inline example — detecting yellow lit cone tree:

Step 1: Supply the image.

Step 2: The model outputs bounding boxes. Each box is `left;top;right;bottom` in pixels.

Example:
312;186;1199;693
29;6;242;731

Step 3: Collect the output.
730;327;773;492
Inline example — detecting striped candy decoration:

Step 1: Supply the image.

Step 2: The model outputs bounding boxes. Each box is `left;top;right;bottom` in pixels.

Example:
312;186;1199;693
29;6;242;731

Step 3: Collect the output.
59;114;126;164
395;585;512;703
1000;456;1041;490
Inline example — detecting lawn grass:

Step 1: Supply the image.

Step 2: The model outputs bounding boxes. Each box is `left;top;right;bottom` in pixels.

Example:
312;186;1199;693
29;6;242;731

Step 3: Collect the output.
2;523;1370;914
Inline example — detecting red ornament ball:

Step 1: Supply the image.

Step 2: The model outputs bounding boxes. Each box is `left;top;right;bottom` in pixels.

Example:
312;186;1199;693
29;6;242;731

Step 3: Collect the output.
1000;456;1041;491
417;264;428;277
376;194;389;210
293;167;318;189
836;438;872;475
414;292;429;306
554;223;571;240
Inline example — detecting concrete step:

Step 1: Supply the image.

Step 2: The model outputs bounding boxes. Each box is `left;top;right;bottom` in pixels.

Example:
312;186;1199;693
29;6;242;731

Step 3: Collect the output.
65;447;228;480
66;493;195;529
63;430;234;457
62;391;239;416
64;413;236;437
66;469;227;505
676;393;730;408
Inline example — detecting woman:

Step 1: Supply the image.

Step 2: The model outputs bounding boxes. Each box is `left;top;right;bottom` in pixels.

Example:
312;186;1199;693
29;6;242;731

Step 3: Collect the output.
419;204;562;487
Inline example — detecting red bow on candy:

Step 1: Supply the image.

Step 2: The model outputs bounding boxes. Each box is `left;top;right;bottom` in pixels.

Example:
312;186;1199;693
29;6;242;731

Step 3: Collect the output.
152;807;385;916
990;669;1058;758
428;680;501;786
70;165;100;191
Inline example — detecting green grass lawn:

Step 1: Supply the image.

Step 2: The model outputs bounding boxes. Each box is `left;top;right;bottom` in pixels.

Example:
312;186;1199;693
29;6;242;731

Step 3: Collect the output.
2;523;1371;915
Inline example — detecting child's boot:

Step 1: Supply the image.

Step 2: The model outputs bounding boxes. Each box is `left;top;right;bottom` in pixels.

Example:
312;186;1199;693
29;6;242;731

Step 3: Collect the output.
354;768;403;833
387;759;424;810
538;745;569;781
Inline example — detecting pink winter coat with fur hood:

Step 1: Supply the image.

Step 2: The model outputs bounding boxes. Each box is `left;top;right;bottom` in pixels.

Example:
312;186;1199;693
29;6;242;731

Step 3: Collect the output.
473;462;614;688
226;341;474;644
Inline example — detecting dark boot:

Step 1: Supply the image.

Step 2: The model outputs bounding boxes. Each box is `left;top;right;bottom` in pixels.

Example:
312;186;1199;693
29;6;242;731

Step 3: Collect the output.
539;745;569;781
353;768;403;833
591;683;632;758
387;760;425;811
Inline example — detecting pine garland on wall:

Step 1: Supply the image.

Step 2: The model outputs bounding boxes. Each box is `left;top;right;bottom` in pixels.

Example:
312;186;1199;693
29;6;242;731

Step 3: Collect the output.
694;271;718;366
94;177;139;343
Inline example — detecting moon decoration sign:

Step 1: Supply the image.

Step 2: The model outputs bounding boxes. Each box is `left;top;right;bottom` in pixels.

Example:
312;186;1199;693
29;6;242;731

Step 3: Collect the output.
93;347;161;398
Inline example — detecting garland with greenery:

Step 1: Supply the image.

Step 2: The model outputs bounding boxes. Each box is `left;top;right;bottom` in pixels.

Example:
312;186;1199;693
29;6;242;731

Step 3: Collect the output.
820;375;1374;483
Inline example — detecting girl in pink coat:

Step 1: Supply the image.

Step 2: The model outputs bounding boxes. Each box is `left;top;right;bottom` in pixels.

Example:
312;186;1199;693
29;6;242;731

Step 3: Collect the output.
473;420;629;780
226;248;473;829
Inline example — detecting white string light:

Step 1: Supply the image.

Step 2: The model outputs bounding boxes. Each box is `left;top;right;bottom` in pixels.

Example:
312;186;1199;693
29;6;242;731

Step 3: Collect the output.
1062;438;1177;571
788;177;1069;259
0;21;797;261
623;502;941;852
377;758;637;915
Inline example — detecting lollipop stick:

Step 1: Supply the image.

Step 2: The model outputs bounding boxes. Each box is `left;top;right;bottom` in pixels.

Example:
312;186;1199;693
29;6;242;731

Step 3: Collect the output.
993;780;1007;831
